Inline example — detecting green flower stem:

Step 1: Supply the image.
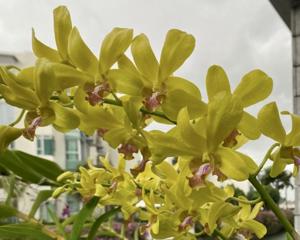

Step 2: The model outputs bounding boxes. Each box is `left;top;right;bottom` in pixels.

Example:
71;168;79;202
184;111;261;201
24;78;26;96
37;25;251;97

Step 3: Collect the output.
9;109;25;127
101;98;177;124
5;175;15;206
213;228;228;240
254;143;280;176
248;175;300;240
16;211;63;239
228;196;261;205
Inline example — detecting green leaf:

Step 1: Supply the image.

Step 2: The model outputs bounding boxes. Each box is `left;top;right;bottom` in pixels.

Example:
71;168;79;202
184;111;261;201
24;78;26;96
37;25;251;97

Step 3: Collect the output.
99;28;133;73
131;33;158;84
206;65;231;101
29;190;53;218
233;69;273;107
68;27;98;75
159;29;195;82
70;196;99;240
0;223;54;240
32;29;60;62
87;207;121;240
0;204;18;219
0;150;63;183
257;102;286;143
53;5;72;60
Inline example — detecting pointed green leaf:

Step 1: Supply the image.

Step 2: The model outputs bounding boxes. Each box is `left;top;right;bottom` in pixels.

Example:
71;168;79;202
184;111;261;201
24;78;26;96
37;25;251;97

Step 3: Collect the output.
87;207;121;240
159;29;195;82
206;65;231;101
257;102;286;143
233;69;273;107
0;223;54;240
0;204;18;219
53;5;72;60
70;196;99;240
68;27;98;74
99;28;133;73
29;190;53;218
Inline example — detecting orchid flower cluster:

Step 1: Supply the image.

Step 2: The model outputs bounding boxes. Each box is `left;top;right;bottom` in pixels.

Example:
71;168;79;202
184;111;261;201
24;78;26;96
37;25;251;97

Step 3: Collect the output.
0;5;299;240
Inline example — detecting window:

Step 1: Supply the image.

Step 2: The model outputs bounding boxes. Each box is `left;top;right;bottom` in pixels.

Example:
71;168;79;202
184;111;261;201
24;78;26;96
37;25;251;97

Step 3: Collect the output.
36;136;54;155
65;133;81;170
66;195;80;214
40;201;56;223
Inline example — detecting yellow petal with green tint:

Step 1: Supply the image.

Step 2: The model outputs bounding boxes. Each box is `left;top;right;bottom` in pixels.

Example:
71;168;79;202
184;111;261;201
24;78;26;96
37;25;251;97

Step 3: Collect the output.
99;28;133;74
32;29;60;62
103;128;131;148
162;89;207;121
34;59;55;106
0;68;39;110
206;93;243;152
215;148;257;181
53;6;72;60
51;62;91;89
282;111;300;146
16;67;35;89
122;96;143;128
0;125;22;152
50;102;80;130
270;157;287;177
233;69;273;107
257;102;286;143
237;111;261;139
248;201;264;220
68;27;98;75
108;69;143;96
177;108;206;151
159;29;195;82
239;219;267;239
207;202;240;233
165;76;201;99
143;130;200;164
131;34;158;84
206;65;231;101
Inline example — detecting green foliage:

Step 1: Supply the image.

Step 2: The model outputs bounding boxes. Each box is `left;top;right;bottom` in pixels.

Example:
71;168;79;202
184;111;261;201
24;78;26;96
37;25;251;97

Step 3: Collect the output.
0;4;298;240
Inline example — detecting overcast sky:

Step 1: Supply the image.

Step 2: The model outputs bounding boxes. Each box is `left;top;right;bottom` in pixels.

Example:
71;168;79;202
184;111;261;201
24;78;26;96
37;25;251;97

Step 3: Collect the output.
0;0;294;189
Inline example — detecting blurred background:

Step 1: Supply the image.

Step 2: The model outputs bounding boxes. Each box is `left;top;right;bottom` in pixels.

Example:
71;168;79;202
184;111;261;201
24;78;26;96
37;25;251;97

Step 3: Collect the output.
0;1;295;239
